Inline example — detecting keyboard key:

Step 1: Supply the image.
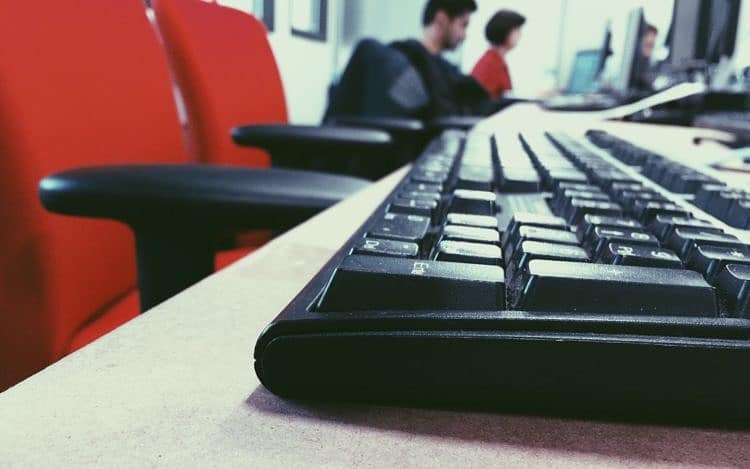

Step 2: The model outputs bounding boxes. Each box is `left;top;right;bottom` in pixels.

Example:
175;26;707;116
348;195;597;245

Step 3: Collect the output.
565;199;623;225
693;184;727;210
545;169;589;188
499;167;542;193
554;190;611;215
369;213;430;245
617;191;669;211
502;213;568;247
591;172;640;190
390;198;438;218
411;170;449;186
512;260;717;316
318;255;505;312
686;245;750;282
648;215;720;241
576;215;642;243
632;201;690;223
403;182;442;193
436;241;503;266
442;225;500;244
586;227;659;258
707;191;744;220
510;241;589;275
457;167;494;192
671;173;717;195
503;226;579;261
400;191;441;203
716;264;750;317
556;183;602;194
352;238;419;258
610;182;645;197
726;200;750;229
450;189;496;215
666;228;746;259
445;213;498;229
600;243;683;269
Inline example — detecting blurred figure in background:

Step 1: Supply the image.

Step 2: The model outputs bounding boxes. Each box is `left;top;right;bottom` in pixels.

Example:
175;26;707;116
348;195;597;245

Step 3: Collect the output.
471;10;526;100
641;24;659;62
633;24;659;91
391;0;497;117
419;0;477;54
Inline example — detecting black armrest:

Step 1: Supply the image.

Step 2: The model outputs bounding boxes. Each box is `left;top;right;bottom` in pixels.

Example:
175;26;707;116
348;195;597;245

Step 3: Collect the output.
429;115;484;132
232;125;403;180
40;164;366;229
326;115;425;136
231;124;395;179
325;116;431;167
40;164;368;310
231;124;392;155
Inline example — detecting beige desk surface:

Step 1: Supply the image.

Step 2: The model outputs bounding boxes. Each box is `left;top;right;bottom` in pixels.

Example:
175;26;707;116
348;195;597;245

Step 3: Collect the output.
2;106;750;468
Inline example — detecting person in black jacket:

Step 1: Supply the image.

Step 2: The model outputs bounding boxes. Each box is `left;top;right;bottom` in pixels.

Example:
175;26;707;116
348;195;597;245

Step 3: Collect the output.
390;0;496;118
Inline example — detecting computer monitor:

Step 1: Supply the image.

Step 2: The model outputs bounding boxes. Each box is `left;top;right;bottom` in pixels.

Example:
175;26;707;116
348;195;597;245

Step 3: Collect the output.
667;0;741;66
567;50;605;94
610;7;646;93
704;0;741;63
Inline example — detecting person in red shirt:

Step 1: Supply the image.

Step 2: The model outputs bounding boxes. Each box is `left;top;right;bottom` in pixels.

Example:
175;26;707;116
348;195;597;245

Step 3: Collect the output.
471;10;526;100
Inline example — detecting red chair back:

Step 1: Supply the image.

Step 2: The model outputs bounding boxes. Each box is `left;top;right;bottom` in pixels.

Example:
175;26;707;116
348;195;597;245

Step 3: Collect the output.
153;0;289;167
0;0;186;389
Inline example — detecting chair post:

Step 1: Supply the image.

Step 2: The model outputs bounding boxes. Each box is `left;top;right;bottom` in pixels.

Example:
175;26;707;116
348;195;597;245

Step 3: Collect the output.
134;228;215;311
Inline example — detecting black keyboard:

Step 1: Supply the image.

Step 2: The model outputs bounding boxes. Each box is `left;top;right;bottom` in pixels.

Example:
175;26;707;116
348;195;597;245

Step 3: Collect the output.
254;128;750;425
694;111;750;142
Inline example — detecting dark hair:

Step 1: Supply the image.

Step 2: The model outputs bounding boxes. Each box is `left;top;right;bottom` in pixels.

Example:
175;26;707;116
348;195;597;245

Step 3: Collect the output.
422;0;478;27
485;10;526;46
645;24;658;35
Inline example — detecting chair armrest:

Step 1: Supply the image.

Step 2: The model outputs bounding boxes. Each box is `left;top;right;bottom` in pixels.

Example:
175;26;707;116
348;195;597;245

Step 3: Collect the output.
429;115;484;132
40;164;368;230
327;115;425;136
231;124;392;155
40;164;369;311
325;116;430;167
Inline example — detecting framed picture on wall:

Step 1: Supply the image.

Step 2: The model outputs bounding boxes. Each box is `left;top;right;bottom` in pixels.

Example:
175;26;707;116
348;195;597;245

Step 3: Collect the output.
252;0;275;32
290;0;328;41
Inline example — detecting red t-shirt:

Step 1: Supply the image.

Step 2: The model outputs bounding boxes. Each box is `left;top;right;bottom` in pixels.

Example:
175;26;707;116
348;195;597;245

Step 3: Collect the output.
471;49;512;100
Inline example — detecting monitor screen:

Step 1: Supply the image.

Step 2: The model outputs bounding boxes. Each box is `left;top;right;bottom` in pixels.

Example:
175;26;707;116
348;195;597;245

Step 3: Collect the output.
607;7;645;92
704;0;741;62
668;0;741;65
567;50;604;94
668;0;702;66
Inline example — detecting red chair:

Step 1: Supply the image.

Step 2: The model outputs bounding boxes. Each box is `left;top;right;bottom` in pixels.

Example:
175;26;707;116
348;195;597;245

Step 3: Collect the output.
152;0;397;179
0;0;186;389
1;0;372;391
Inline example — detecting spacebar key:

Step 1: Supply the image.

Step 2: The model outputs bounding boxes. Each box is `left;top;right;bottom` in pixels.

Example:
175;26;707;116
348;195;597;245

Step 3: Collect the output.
514;260;717;316
318;255;505;312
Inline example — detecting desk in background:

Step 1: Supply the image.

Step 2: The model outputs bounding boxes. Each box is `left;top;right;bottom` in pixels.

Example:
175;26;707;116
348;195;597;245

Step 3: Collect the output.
2;105;750;468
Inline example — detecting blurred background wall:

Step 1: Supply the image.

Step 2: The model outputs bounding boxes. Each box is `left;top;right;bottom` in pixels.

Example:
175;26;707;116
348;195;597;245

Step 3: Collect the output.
215;0;750;123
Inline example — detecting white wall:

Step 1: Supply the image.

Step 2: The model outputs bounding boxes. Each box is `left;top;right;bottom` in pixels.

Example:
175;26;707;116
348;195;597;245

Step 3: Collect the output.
335;0;426;78
460;0;565;96
219;0;340;124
